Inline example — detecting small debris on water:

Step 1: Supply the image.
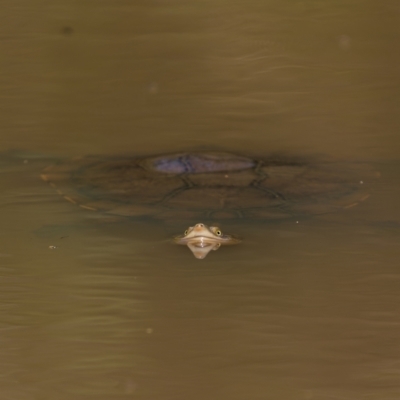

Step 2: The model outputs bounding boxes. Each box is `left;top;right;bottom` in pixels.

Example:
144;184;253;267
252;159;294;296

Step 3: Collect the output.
148;82;158;94
23;159;28;164
49;245;57;250
338;34;351;50
359;180;363;184
146;328;153;334
61;26;74;35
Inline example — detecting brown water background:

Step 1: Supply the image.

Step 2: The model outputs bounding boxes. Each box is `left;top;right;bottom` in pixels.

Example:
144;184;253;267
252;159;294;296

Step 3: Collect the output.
0;1;399;399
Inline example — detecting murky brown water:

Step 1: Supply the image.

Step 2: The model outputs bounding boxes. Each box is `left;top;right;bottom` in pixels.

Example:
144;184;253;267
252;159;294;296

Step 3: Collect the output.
0;1;399;399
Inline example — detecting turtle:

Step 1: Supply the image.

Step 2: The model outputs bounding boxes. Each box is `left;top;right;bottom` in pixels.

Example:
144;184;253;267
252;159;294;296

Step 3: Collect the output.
41;151;375;222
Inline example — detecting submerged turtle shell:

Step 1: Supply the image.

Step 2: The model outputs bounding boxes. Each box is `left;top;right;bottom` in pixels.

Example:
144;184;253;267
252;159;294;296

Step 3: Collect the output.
41;152;375;220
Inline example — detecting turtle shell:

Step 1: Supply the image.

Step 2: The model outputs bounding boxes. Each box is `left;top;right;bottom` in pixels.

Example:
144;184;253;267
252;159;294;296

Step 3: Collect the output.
41;152;375;220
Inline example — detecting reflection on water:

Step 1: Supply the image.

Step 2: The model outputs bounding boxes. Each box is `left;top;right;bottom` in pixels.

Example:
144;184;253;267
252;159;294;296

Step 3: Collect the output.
0;0;399;399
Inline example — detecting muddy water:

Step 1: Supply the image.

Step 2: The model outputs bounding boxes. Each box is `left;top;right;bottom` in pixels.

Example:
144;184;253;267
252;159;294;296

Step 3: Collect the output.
0;1;399;399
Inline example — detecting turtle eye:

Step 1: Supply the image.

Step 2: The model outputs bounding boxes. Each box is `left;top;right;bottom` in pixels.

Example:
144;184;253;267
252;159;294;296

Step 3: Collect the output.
216;229;222;236
184;229;188;235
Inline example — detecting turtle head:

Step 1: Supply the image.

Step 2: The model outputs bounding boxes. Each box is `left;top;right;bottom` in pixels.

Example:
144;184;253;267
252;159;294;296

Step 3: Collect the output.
174;223;240;259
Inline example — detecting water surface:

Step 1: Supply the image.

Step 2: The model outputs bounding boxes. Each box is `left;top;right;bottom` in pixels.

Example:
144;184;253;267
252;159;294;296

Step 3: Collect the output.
0;1;399;399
